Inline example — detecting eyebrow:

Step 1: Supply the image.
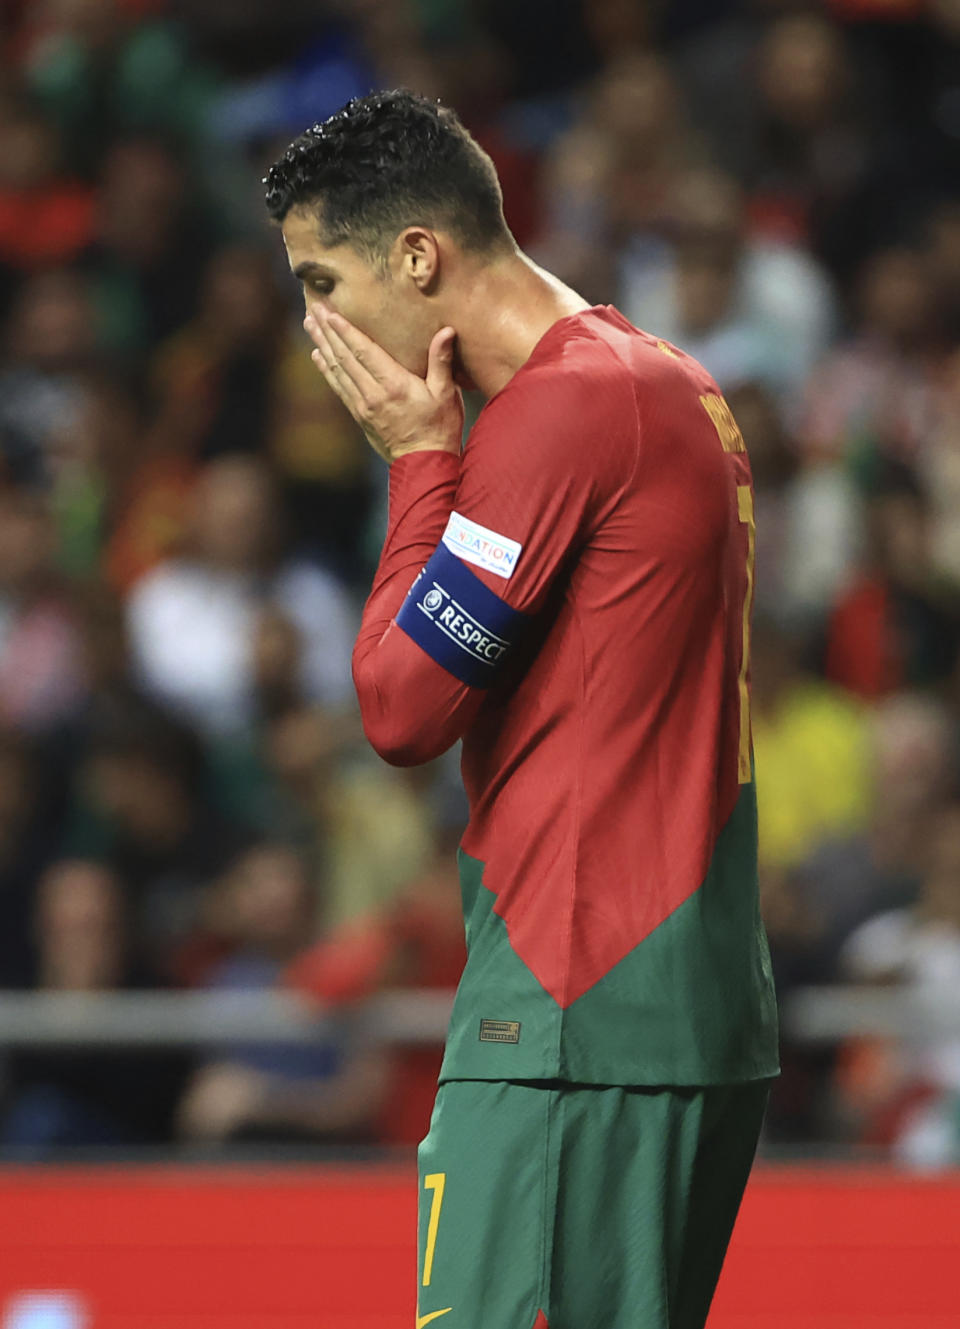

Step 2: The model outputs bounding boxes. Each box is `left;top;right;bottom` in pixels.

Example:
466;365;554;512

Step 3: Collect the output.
292;261;335;281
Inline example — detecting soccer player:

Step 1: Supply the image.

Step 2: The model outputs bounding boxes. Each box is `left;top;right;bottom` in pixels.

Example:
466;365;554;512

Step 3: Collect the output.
264;91;778;1329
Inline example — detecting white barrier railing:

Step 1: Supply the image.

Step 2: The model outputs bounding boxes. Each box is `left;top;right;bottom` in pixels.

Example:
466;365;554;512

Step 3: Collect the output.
0;989;454;1047
0;986;949;1047
784;985;960;1041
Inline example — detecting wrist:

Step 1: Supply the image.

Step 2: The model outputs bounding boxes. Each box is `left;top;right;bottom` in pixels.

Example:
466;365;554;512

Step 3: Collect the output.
390;441;460;463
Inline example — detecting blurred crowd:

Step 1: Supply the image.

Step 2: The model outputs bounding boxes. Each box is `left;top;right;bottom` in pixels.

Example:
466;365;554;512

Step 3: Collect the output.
0;0;958;1164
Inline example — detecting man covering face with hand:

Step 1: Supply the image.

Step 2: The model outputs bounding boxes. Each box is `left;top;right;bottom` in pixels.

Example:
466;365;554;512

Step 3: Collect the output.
265;89;778;1329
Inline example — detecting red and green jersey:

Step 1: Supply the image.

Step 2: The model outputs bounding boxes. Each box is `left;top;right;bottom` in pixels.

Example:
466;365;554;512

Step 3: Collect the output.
353;305;778;1086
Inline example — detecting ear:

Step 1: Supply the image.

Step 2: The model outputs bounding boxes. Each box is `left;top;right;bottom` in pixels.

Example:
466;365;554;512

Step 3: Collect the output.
397;227;441;293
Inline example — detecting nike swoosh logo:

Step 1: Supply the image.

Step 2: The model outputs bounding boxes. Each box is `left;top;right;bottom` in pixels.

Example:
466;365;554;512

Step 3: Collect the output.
416;1309;453;1328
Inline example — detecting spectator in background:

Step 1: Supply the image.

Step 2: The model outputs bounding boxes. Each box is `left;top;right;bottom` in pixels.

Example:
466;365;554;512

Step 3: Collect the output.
0;487;84;732
835;804;960;1165
674;0;783;188
18;0;217;179
825;459;959;699
743;11;879;279
672;241;777;389
149;243;284;461
590;50;695;227
762;688;956;1144
679;7;880;271
919;345;960;590
45;374;140;582
168;560;433;934
0;859;192;1154
752;613;873;871
0;98;94;287
927;201;960;344
528;108;618;306
619;165;836;393
0;731;54;988
579;0;651;60
286;820;466;1146
40;584;181;828
775;448;865;628
268;319;373;579
799;247;941;468
530;49;695;304
772;249;946;626
102;366;203;595
793;690;955;978
176;841;386;1145
74;701;251;982
200;599;350;840
127;454;356;736
262;703;436;928
78;138;215;359
0;268;97;487
757;853;837;1145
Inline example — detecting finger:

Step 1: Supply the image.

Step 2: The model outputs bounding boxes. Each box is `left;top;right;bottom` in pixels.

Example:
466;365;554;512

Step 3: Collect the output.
310;344;365;419
303;311;330;355
319;308;405;386
304;312;379;403
319;316;382;399
312;342;355;405
425;326;457;397
303;311;346;370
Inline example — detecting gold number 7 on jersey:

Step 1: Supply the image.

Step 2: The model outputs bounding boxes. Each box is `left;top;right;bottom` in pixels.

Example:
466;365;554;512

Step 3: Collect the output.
700;392;755;783
422;1173;446;1287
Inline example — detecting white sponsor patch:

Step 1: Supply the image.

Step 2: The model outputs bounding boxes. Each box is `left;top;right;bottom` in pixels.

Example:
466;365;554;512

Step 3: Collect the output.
442;511;522;580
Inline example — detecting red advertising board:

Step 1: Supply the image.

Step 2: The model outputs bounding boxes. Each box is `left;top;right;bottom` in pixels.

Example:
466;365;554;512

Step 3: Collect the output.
0;1165;957;1328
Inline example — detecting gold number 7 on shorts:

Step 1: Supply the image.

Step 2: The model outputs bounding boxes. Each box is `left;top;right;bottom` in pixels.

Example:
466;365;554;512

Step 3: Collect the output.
422;1173;446;1287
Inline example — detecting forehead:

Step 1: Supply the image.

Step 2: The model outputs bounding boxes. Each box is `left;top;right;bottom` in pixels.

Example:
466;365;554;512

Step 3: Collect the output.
280;205;356;274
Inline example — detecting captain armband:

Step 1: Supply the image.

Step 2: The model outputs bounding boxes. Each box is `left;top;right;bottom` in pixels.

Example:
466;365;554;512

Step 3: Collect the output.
395;543;527;688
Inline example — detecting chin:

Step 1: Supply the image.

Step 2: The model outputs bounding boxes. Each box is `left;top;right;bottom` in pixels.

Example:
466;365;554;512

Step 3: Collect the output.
454;367;479;391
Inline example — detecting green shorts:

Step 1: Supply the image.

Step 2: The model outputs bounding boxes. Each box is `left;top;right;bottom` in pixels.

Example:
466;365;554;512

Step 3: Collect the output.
415;1078;770;1329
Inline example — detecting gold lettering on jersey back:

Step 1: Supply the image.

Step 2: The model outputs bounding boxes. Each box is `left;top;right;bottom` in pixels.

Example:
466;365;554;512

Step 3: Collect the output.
656;339;679;358
699;393;746;453
700;388;753;783
736;486;755;784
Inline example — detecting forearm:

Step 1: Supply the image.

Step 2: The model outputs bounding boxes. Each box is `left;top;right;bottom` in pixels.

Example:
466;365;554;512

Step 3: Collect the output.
359;450;460;634
352;451;482;764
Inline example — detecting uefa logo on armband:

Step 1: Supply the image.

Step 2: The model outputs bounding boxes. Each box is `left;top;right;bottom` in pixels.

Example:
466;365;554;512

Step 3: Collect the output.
414;576;509;668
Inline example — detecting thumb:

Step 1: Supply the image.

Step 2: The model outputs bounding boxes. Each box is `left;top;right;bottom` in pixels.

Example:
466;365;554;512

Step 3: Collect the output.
426;326;457;393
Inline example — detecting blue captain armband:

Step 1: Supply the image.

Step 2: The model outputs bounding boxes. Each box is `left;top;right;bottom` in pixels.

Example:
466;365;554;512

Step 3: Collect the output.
395;543;527;688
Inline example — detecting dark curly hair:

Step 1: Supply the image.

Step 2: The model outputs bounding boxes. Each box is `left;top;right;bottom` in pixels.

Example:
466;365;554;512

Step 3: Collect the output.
263;89;511;264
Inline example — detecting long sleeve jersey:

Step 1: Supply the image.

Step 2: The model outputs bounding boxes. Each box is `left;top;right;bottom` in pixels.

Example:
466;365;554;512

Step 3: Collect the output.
354;305;778;1086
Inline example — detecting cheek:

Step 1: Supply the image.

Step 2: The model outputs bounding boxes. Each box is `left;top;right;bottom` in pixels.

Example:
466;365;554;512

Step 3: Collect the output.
306;284;427;374
341;294;410;363
310;289;366;334
373;292;431;374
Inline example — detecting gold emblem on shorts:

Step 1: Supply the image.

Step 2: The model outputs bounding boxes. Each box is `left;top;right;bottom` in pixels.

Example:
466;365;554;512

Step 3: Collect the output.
479;1019;521;1043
